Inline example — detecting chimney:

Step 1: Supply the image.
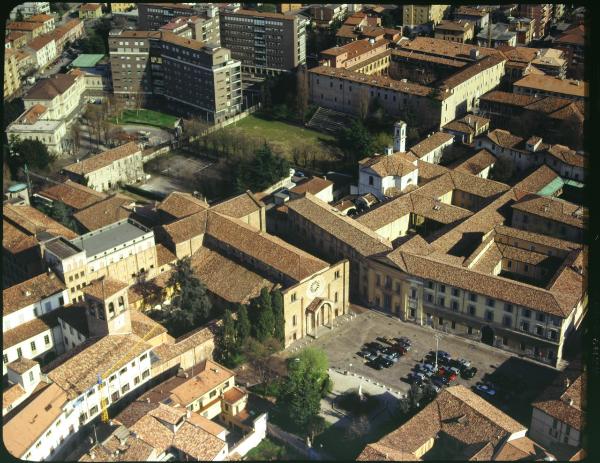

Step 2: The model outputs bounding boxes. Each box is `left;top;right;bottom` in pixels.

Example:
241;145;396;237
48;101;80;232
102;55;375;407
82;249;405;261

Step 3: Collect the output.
470;48;480;60
384;146;394;156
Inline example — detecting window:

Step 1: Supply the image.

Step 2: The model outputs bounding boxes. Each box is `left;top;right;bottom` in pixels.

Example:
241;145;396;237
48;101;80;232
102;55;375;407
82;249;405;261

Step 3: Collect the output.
438;297;445;307
452;288;460;297
523;309;531;318
522;322;530;332
504;304;513;313
29;371;34;382
87;389;95;397
142;369;150;379
440;284;446;293
549;330;557;340
469;305;476;316
375;274;381;287
503;316;511;327
508;260;512;268
438;317;444;325
536;312;546;322
485;311;493;322
426;293;433;302
334;292;338;302
120;367;127;375
109;374;116;382
3;354;7;364
44;335;50;345
427;281;434;289
368;176;374;186
292;315;297;326
134;376;140;385
30;341;37;352
536;325;544;336
140;353;148;362
291;293;297;302
17;347;22;358
468;326;473;335
90;405;99;415
469;293;477;302
121;384;130;394
451;301;459;311
209;390;217;398
486;298;495;307
334;270;340;279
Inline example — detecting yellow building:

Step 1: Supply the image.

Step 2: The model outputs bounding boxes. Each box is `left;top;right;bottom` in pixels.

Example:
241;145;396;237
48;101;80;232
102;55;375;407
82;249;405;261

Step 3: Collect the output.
284;161;587;368
79;3;103;20
4;49;21;100
110;3;135;13
403;4;450;31
277;3;303;13
434;19;475;43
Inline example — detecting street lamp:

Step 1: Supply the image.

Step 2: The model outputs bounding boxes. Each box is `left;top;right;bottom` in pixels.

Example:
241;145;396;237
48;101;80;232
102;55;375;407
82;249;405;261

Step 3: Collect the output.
434;333;441;371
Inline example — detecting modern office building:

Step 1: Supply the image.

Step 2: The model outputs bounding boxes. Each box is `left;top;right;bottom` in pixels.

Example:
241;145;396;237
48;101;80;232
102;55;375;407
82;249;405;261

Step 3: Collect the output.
109;29;242;122
219;9;307;75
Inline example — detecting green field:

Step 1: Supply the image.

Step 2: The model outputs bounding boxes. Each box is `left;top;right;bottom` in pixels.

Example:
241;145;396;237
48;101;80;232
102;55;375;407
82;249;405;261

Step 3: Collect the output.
230;114;339;157
245;437;304;461
112;109;180;129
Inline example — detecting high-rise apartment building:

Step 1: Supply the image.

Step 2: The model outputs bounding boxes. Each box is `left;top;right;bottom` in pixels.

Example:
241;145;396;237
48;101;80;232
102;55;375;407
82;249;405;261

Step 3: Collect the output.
219;9;307;75
518;4;553;39
402;4;450;32
109;30;242;123
137;2;221;45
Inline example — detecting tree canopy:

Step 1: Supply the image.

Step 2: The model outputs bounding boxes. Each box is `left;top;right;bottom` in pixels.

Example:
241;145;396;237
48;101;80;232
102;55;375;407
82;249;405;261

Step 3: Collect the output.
233;143;289;193
6;137;53;177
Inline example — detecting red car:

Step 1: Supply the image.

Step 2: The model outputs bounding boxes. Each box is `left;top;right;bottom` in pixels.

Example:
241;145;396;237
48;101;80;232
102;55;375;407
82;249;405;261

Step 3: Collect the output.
447;371;458;382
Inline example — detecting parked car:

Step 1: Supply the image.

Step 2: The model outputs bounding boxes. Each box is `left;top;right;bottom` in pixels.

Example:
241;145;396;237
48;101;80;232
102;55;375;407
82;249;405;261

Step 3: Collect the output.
431;377;446;389
367;359;384;370
378;357;393;368
408;372;426;385
365;341;384;352
398;341;412;351
392;344;407;354
461;367;478;380
475;382;496;396
363;352;378;362
357;351;368;358
382;351;400;363
454;358;471;369
397;336;412;346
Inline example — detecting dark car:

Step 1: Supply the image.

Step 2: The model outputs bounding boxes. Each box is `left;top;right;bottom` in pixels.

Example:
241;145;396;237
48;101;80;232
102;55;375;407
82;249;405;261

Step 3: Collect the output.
365;341;385;352
461;367;478;380
363;351;378;362
367;359;384;370
378;357;393;368
392;344;407;355
431;376;446;389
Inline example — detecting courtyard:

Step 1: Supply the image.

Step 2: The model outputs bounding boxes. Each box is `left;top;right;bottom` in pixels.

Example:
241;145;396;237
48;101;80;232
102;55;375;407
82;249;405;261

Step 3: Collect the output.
111;109;181;130
282;307;560;426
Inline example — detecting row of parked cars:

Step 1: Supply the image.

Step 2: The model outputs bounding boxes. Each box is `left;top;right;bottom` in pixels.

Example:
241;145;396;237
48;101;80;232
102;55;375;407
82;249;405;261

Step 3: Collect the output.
357;336;413;370
407;351;478;392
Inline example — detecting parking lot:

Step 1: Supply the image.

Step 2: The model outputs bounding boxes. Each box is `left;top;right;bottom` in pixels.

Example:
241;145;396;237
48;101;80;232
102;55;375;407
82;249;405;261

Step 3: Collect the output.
285;307;559;425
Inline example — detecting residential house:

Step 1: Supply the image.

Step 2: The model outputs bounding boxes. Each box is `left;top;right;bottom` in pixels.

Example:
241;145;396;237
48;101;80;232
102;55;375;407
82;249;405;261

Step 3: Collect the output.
4;49;21;100
442;114;490;144
476;23;517;48
289;177;334;203
6;20;44;41
434;20;475;43
27;14;56;34
79;3;103;20
25;34;57;70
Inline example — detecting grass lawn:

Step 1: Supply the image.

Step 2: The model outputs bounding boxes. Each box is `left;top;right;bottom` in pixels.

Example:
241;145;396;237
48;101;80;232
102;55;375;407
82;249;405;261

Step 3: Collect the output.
245;437;304;461
112;109;180;129
229;114;339;158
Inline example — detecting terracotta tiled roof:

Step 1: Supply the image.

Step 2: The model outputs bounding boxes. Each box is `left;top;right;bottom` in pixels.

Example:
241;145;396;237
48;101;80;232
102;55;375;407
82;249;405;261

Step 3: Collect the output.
362;385;525;460
63;142;141;176
151;324;216;367
513;165;561;194
286;193;393;258
155;243;177;267
206;210;329;283
359;151;418;178
210;191;264;219
494;225;580;252
409;132;454;158
290;177;334;196
73;195;133;231
309;66;438;99
436;19;474;32
533;365;584;431
2;220;39;254
2;383;26;411
486;128;524;149
148;402;187;425
6;357;39;375
80;3;102;11
190;247;275;304
3;383;67;458
514;74;588;98
130;309;167;339
3;272;65;315
24;73;77;101
440;54;506;90
172;420;226;460
454;149;496;175
398;36;497;61
7;21;43;31
546;144;584;168
26;34;55;51
38;180;107;211
321;38;388;58
442;115;490;135
223;386;246;404
84;277;128;300
157;192;209;221
3;312;59;350
19;104;48;124
511;195;585;228
27;14;55;23
46;334;151;398
160;210;208;244
357;443;417;461
4;203;78;240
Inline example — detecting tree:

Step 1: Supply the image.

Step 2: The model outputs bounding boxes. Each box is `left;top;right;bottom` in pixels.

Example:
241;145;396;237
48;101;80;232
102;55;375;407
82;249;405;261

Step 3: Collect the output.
278;347;329;436
236;304;251;343
165;258;213;331
243;336;279;385
338;119;375;165
6;137;53;177
357;86;371;122
218;309;239;365
233;143;290;193
255;287;275;341
51;201;77;231
69;123;82;157
271;290;285;344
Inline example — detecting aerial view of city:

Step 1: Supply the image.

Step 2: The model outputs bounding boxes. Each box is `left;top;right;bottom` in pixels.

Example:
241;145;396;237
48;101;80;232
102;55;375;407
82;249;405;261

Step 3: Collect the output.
2;2;593;461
